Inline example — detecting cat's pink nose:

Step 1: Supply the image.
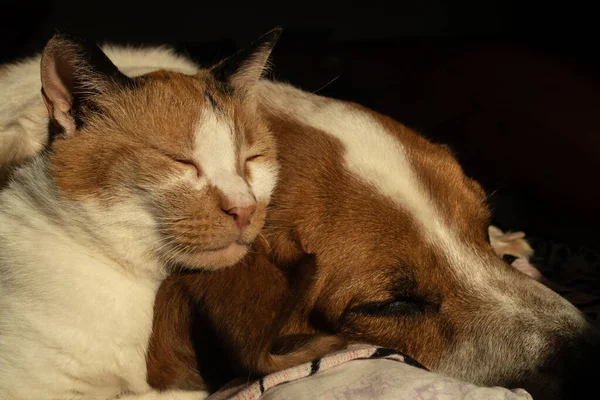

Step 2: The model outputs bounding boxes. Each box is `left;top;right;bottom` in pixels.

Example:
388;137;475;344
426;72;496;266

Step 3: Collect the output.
224;204;257;229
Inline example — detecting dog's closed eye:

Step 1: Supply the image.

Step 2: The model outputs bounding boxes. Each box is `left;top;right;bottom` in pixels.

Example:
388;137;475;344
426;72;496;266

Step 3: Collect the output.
350;297;430;317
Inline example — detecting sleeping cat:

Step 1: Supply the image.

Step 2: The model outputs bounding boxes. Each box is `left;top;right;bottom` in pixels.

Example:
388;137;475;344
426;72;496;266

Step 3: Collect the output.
0;30;280;399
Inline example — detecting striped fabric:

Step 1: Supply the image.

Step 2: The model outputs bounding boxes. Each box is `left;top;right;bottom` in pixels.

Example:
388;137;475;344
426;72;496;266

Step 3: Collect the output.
208;345;427;400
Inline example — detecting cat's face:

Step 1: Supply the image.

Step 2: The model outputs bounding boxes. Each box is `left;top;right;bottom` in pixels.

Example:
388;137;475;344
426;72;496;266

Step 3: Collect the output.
40;31;280;269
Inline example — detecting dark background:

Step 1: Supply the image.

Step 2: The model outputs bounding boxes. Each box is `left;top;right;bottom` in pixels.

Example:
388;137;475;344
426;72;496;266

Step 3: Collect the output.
2;0;599;250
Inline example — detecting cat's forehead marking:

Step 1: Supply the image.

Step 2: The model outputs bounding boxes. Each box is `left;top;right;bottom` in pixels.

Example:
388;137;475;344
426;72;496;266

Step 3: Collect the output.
133;71;253;208
193;109;255;207
193;110;236;173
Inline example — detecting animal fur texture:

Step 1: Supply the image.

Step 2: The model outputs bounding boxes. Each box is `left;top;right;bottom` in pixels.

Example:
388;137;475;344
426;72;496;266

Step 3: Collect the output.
1;30;599;400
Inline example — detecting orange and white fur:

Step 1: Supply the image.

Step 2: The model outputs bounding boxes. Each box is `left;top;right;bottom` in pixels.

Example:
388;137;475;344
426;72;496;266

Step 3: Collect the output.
0;30;280;400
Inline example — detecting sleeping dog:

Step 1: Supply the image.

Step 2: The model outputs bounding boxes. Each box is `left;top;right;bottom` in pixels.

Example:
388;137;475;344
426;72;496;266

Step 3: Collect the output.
148;80;599;399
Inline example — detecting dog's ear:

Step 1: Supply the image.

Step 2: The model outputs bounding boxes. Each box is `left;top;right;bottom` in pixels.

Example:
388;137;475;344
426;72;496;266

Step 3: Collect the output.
40;34;130;135
211;27;282;95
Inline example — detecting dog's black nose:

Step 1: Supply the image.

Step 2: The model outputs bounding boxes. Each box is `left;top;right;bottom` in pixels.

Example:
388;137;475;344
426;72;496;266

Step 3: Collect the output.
524;324;600;399
558;325;600;399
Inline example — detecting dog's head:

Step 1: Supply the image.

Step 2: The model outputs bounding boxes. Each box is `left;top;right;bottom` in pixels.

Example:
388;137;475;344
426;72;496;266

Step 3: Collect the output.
254;81;599;398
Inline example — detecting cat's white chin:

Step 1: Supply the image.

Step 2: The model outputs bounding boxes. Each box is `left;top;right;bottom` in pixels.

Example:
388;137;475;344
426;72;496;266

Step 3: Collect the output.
174;242;250;271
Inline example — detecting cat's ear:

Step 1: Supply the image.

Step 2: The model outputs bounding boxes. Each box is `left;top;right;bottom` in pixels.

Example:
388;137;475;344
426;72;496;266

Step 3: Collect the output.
40;34;130;136
211;27;282;94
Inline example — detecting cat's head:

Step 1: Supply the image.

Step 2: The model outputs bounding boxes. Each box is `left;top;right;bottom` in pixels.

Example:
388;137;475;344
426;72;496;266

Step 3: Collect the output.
40;30;281;270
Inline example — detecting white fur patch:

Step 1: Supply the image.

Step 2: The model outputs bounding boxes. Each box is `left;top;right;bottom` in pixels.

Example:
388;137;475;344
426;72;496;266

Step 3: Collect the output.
0;150;212;400
193;110;255;208
102;45;200;76
0;161;159;399
247;161;278;202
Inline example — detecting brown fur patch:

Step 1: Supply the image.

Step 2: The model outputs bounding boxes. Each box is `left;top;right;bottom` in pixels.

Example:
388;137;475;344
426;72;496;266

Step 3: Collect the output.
148;239;345;391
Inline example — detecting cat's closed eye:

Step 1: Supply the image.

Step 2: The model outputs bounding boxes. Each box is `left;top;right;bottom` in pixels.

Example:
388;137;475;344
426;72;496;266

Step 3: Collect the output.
173;158;202;177
245;155;263;163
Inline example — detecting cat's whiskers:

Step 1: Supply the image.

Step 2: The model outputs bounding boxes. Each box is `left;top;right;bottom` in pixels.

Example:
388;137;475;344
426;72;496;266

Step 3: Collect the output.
153;236;179;256
258;233;271;252
162;241;187;266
